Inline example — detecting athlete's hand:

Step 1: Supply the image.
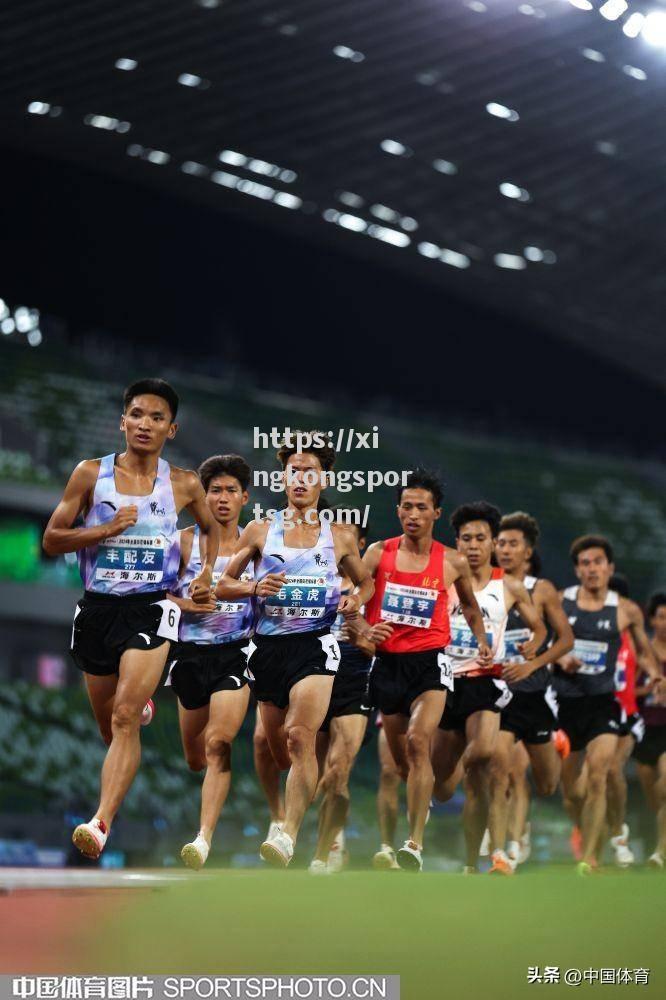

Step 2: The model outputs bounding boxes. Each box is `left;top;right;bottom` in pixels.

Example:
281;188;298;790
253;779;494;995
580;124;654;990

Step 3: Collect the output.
476;642;493;668
369;622;394;645
189;566;213;603
502;661;534;684
255;572;288;597
338;593;361;617
519;637;540;660
559;655;583;674
179;594;218;614
652;676;666;705
102;505;138;537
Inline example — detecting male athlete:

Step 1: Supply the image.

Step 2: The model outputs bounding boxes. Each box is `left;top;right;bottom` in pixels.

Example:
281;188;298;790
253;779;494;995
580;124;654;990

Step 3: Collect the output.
364;471;492;872
216;434;373;867
430;502;546;875
43;378;219;859
555;535;664;875
634;593;666;868
489;511;574;869
167;454;252;870
310;513;373;874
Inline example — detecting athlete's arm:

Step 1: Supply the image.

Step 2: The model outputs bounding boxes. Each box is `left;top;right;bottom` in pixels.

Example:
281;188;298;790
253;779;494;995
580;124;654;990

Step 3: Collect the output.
168;528;217;614
502;580;572;684
450;551;492;667
622;598;664;688
42;460;138;556
334;526;375;616
179;470;220;603
503;576;547;659
215;521;285;599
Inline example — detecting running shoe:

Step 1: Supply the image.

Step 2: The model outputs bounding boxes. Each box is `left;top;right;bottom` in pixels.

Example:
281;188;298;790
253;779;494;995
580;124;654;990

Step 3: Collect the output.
260;829;294;868
647;851;664;870
327;830;347;873
141;699;155;726
397;840;423;872
489;849;515;875
72;817;108;859
610;823;635;868
308;860;330;876
552;729;570;759
181;833;210;871
372;844;400;870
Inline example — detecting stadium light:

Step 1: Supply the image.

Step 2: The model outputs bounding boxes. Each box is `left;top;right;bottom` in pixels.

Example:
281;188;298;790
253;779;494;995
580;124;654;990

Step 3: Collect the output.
433;159;458;175
568;0;593;10
641;11;666;47
623;12;644;36
486;102;519;123
380;139;412;156
494;253;527;270
599;0;627;20
115;58;138;71
499;182;531;202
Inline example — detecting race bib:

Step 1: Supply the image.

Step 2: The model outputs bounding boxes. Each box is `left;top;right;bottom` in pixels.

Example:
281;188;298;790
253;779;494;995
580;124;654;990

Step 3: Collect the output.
264;575;327;620
97;535;165;583
574;639;609;675
446;625;493;659
380;582;438;629
503;627;531;665
211;569;251;614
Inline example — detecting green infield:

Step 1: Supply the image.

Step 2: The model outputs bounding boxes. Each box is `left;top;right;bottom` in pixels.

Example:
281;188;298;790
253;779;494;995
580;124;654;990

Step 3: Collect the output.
87;867;666;997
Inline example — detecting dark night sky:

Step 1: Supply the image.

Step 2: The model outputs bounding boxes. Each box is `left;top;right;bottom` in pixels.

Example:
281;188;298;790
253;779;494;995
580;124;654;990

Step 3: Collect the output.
2;145;663;455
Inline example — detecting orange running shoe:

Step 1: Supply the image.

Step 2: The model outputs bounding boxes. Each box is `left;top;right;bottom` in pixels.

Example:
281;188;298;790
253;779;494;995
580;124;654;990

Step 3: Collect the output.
570;826;583;861
489;849;515;875
553;729;570;759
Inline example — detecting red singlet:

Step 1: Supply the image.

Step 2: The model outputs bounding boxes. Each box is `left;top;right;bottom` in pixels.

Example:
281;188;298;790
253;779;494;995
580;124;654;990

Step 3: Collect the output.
615;630;637;716
365;536;450;654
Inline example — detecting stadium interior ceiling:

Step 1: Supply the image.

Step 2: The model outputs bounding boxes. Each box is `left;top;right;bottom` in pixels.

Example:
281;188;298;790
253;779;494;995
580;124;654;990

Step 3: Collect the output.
1;0;665;452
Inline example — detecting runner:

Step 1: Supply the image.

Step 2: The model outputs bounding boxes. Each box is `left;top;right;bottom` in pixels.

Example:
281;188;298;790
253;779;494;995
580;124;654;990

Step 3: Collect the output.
489;511;574;870
555;535;664;875
42;378;219;859
430;501;546;875
364;471;492;872
167;454;252;869
216;434;373;867
372;720;402;870
634;592;666;869
310;515;374;874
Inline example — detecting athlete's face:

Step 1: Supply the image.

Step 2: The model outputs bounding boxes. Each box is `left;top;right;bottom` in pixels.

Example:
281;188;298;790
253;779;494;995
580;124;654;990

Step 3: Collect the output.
575;547;614;592
457;520;494;569
284;452;322;510
650;605;666;642
206;475;247;526
120;394;177;454
397;488;441;539
496;529;532;574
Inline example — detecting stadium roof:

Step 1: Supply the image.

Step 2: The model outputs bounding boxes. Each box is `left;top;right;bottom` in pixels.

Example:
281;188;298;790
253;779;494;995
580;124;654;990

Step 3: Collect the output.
2;0;665;387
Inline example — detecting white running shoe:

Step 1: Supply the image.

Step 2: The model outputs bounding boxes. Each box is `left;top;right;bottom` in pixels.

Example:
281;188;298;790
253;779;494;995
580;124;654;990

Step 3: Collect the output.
72;817;108;860
308;859;330;876
648;851;664;870
260;829;294;868
397;840;423;872
611;823;635;868
479;828;491;857
181;833;210;871
259;820;283;861
372;844;400;870
518;823;532;865
327;830;346;873
507;839;521;867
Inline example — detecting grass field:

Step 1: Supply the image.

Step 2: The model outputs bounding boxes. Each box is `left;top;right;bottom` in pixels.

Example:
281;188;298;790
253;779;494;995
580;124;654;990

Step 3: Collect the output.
78;867;666;998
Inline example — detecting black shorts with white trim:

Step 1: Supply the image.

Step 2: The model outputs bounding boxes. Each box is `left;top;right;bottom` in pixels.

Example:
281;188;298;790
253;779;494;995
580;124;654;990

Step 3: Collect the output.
167;639;249;710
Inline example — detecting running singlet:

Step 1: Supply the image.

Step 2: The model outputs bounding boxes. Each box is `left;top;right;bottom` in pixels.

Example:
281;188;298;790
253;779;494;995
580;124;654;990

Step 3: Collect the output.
330;590;370;674
77;453;180;596
446;567;507;677
504;574;551;693
253;510;341;637
364;536;450;654
173;527;254;644
556;587;621;698
614;630;638;716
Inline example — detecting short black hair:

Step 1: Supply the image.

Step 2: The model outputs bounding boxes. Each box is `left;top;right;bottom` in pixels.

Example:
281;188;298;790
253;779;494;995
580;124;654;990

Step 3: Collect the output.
198;454;251;493
451;501;502;538
610;572;630;598
500;511;540;549
648;592;666;619
277;430;336;471
123;378;179;419
397;468;443;509
570;534;613;565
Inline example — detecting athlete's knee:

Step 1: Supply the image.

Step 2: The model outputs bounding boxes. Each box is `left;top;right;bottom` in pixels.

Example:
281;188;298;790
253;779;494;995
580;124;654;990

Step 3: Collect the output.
380;762;401;790
253;729;271;758
327;753;354;794
205;731;232;771
586;763;610;797
286;724;316;760
406;729;430;764
111;701;142;735
465;745;493;771
534;772;558;797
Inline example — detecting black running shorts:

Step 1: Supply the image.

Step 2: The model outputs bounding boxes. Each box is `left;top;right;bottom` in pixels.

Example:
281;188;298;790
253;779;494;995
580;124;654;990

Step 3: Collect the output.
370;648;452;718
320;646;372;732
500;686;559;745
167;640;249;710
247;629;341;709
557;693;622;752
70;590;180;676
439;674;512;731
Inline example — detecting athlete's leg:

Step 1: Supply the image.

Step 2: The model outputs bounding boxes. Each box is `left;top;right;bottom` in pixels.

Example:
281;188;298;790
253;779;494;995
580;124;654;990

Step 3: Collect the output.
253;708;285;822
381;713;409;783
606;734;634;837
636;761;658;814
84;673;118;747
314;714;367;862
580;733;618;865
198;686;250;844
96;643;171;828
178;701;208;772
462;710;500;868
487;729;516;854
507;741;530;844
655;754;666;857
431;727;466;802
259;701;290;771
561;753;587;827
281;674;335;843
377;726;401;848
526;741;560;797
404;690;447;848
